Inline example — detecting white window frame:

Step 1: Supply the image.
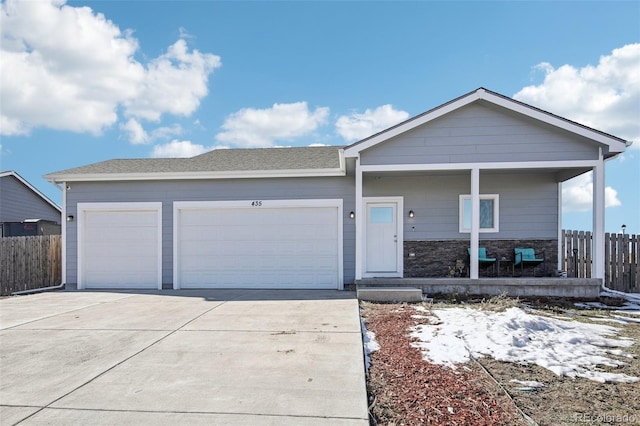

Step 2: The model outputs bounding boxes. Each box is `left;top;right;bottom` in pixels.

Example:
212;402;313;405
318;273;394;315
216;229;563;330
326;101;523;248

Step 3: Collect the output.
459;194;499;233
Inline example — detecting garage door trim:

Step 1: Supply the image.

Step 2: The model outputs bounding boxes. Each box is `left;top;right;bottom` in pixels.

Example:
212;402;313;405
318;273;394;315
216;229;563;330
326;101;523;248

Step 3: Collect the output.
77;202;163;290
173;199;344;290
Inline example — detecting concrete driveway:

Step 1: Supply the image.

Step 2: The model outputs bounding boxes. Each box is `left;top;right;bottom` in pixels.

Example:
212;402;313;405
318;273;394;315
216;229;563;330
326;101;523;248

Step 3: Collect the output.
0;289;368;425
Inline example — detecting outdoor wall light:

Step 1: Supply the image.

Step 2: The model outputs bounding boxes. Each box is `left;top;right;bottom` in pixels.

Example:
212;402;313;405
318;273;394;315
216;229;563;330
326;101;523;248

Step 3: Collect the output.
67;215;74;222
349;211;355;219
622;224;626;235
408;210;414;218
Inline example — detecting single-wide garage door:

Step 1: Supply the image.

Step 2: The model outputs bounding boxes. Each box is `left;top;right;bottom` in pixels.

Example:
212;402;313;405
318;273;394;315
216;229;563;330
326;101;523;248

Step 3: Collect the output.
79;203;162;289
175;201;342;289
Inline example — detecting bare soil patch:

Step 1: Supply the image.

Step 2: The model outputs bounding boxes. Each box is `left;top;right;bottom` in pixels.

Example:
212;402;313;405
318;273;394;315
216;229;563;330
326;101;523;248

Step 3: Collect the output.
361;298;640;425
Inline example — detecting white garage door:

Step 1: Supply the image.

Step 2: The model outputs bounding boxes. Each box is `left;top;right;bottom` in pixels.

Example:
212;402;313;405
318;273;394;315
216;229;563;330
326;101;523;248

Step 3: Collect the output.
174;200;342;289
78;203;162;289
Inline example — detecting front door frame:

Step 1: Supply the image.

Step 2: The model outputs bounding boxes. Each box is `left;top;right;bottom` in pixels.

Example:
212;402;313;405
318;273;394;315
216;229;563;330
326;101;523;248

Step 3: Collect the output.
362;196;404;278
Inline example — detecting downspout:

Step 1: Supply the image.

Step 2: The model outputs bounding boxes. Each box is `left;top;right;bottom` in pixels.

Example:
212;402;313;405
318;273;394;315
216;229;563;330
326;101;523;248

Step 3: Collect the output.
49;179;67;288
12;283;65;296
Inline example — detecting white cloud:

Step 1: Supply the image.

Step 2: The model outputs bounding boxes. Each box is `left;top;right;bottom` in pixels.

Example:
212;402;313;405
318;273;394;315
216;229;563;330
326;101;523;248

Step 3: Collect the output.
123;39;220;121
514;43;640;148
215;102;329;148
120;119;184;145
150;124;183;140
562;172;622;212
150;140;209;158
120;118;148;144
0;0;220;136
336;104;409;142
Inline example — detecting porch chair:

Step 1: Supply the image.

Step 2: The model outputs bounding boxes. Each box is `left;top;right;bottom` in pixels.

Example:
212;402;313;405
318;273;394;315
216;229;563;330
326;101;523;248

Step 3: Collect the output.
467;247;497;277
513;247;546;277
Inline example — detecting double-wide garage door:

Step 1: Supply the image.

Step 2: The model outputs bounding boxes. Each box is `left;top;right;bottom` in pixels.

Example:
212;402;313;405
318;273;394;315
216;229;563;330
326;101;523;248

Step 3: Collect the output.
174;200;342;289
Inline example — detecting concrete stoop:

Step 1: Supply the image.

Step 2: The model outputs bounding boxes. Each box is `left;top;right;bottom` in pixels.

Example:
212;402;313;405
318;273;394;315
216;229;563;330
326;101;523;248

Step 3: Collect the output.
356;287;423;303
355;278;602;299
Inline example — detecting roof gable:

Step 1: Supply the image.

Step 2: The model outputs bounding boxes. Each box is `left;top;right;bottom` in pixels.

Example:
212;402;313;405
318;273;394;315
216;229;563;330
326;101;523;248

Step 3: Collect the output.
344;88;629;158
0;170;61;213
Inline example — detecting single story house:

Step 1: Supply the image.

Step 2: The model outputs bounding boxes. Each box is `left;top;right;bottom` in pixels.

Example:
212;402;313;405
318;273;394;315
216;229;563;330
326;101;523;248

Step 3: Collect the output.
44;88;630;292
1;170;61;237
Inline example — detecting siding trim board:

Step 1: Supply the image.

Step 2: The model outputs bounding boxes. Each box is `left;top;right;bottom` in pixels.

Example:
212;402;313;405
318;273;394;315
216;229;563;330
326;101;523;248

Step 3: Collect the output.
49;167;346;183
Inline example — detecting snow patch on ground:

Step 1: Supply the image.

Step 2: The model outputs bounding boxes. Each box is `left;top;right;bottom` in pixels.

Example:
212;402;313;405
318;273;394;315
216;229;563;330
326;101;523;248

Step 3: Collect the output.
361;318;380;373
410;307;639;384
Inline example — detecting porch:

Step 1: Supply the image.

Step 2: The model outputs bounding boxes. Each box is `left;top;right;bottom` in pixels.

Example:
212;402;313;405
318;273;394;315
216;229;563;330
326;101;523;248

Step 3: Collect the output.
355;277;601;299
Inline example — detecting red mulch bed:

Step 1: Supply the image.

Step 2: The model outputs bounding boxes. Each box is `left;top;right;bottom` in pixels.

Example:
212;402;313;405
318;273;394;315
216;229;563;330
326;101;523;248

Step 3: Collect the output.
361;303;527;425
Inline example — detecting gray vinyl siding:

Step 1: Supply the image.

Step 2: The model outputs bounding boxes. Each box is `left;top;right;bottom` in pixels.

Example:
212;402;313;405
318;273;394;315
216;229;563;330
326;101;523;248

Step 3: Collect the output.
0;175;61;223
363;171;557;241
64;177;355;286
360;102;601;165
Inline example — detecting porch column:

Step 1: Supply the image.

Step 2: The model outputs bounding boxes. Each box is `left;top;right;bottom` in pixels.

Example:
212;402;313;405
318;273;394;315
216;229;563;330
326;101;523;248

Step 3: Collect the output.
592;151;605;281
470;168;480;279
557;182;563;271
355;157;363;280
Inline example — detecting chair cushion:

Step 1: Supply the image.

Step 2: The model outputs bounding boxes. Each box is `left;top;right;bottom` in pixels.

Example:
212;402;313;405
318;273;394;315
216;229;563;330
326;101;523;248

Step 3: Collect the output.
468;247;495;262
515;248;537;261
468;247;488;258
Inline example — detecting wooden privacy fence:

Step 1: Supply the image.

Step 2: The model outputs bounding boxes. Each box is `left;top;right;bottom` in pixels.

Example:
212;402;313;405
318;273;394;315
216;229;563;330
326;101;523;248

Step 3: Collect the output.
0;235;62;296
562;230;638;293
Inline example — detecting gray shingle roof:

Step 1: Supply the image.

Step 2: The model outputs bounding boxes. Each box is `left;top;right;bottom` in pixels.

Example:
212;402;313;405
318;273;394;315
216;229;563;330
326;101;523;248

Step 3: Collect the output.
45;146;345;181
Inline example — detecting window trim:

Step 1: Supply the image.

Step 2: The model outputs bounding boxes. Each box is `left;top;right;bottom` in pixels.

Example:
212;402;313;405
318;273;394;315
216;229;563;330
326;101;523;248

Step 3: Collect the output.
459;194;499;233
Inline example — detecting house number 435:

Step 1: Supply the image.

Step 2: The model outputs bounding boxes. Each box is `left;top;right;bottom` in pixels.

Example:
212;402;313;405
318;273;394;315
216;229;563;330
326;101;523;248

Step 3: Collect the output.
251;201;263;206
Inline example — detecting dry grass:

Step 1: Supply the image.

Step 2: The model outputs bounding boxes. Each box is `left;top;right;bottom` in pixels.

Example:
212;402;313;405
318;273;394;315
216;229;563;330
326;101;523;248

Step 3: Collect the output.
362;296;640;425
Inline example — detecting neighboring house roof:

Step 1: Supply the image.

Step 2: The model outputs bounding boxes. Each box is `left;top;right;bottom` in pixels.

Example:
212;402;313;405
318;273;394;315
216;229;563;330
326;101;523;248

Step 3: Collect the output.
45;146;346;182
344;87;630;158
0;170;61;213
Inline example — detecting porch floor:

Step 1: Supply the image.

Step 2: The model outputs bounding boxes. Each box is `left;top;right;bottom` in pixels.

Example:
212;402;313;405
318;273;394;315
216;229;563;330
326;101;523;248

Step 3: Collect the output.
355;277;601;299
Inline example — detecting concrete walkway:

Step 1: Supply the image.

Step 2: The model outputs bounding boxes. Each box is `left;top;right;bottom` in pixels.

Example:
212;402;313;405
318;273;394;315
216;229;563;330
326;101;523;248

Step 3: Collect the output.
0;289;368;425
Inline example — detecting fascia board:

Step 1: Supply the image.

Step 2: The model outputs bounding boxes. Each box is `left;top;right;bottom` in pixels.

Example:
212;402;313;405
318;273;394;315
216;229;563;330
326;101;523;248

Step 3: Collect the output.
358;159;601;173
45;167;346;183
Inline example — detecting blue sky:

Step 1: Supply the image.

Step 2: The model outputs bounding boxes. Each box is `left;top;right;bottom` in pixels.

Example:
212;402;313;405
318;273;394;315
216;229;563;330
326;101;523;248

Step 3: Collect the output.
1;0;638;234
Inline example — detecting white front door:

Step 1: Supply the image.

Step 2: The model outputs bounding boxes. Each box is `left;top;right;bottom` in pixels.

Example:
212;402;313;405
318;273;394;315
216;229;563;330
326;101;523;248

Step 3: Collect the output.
365;200;402;276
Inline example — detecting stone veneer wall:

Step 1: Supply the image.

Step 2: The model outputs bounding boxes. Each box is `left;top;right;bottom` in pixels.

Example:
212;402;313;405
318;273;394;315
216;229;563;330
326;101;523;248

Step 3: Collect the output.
404;239;558;278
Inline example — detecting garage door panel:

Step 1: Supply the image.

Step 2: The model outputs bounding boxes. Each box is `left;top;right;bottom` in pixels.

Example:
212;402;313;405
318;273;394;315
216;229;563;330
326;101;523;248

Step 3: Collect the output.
176;204;340;289
85;211;156;228
81;207;160;289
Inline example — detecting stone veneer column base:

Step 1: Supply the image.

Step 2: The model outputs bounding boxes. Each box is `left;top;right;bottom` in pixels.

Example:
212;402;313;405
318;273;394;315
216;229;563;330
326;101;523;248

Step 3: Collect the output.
404;239;558;278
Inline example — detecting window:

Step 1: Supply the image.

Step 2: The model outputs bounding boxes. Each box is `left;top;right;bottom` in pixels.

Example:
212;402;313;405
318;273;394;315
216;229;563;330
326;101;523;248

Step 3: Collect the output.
370;207;393;223
459;194;499;233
